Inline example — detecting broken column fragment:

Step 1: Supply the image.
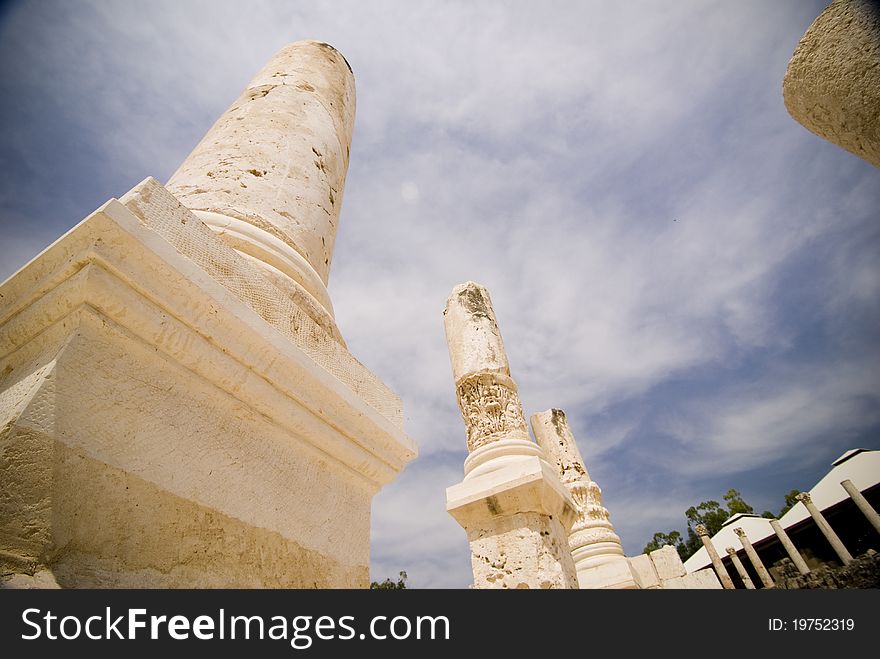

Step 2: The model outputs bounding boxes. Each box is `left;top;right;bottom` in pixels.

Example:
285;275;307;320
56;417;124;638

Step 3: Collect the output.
531;409;637;589
167;40;355;338
443;282;578;588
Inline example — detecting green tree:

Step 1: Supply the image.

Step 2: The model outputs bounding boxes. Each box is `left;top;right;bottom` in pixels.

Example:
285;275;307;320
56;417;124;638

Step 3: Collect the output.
685;499;730;537
644;489;764;561
723;488;755;515
643;531;682;554
779;489;801;516
370;571;408;589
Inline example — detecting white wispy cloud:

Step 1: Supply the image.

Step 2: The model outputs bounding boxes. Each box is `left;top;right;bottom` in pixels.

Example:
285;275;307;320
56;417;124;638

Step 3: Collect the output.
1;0;877;588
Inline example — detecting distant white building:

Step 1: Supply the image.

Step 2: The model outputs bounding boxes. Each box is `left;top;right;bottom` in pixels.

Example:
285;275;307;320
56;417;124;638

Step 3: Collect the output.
684;449;880;587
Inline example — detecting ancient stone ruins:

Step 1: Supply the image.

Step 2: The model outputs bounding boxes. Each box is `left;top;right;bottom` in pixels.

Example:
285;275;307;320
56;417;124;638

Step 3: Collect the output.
0;41;416;588
1;0;878;589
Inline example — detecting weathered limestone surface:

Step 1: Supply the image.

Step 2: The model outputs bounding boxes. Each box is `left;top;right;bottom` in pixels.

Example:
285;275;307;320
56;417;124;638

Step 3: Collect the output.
628;554;661;589
0;174;416;587
167;40;356;334
640;547;721;589
650;545;687;582
444;282;577;588
783;0;880;168
531;409;637;589
447;457;578;589
683;569;722;589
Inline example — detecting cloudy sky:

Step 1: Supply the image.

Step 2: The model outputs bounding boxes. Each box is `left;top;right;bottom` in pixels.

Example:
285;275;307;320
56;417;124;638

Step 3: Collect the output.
1;1;878;588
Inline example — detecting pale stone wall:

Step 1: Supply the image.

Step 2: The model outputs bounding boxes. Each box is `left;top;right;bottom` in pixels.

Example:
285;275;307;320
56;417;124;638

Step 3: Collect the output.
783;0;880;168
467;511;577;589
1;179;416;588
628;554;661;589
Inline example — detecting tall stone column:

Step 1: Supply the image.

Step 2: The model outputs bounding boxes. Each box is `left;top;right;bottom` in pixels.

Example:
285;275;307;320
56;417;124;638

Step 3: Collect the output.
841;479;880;535
531;409;637;589
783;0;880;169
770;519;811;575
0;42;417;589
696;524;735;589
734;528;775;588
725;548;755;589
444;282;578;589
167;40;355;340
796;492;853;565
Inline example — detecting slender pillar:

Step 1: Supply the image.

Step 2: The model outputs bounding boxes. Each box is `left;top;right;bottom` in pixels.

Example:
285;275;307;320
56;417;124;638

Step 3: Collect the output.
783;0;880;168
167;40;356;335
770;519;811;575
725;548;755;589
841;479;880;535
796;492;853;565
696;524;735;590
734;528;775;588
444;282;578;589
531;409;637;589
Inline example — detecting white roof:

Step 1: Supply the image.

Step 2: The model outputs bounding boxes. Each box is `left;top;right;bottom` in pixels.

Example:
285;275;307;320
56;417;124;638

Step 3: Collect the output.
684;449;879;572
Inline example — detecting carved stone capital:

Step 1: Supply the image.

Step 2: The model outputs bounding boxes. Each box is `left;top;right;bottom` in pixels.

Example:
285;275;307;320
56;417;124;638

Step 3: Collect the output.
796;492;812;504
726;547;737;556
734;527;746;538
695;524;709;536
455;371;528;452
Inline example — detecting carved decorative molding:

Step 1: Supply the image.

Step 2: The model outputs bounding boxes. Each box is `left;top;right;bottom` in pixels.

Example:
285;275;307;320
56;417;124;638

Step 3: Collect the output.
455;372;528;452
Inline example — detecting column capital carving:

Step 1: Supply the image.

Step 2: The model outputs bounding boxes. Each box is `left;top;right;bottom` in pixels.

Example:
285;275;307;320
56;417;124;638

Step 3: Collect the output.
796;492;812;504
695;524;709;536
455;371;529;452
734;527;746;538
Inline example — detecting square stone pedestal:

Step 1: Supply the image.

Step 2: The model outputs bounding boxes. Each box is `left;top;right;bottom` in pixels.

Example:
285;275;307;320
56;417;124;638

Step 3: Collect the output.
0;179;416;588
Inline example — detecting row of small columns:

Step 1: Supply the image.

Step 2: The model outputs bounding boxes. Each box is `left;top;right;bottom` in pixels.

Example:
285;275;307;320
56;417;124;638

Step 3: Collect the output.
697;479;879;588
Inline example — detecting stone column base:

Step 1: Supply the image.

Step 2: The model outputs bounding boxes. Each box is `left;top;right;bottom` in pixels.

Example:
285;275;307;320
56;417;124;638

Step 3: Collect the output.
0;179;416;588
447;456;578;589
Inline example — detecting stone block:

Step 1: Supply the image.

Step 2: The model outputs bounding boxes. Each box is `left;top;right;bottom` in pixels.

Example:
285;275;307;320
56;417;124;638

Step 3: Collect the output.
685;569;723;589
577;556;639;589
0;182;416;587
650;545;687;580
628;554;661;589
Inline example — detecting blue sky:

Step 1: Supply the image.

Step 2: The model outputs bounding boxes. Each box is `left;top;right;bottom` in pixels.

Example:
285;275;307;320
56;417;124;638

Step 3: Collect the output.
1;1;878;588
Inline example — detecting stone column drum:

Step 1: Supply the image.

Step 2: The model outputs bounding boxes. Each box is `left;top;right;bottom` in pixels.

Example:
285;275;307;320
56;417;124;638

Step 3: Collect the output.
696;524;735;589
734;528;775;588
796;492;853;565
783;0;880;168
167;40;355;338
531;409;637;589
444;282;578;589
770;518;811;575
725;548;755;589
